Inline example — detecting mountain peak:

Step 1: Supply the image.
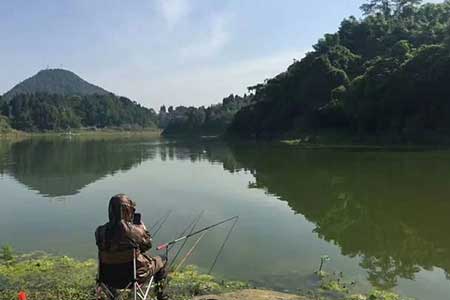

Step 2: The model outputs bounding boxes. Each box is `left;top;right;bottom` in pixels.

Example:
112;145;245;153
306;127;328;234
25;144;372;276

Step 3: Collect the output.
3;69;110;101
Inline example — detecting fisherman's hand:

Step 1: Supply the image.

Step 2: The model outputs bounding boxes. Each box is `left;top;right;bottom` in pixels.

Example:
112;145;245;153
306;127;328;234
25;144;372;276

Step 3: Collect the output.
135;223;148;231
133;223;152;251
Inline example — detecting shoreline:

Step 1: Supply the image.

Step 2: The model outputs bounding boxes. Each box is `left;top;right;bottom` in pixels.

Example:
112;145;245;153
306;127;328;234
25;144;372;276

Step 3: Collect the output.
0;250;412;300
4;129;450;151
0;128;161;141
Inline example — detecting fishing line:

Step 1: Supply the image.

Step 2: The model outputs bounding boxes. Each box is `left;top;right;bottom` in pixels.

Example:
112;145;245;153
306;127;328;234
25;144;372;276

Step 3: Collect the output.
168;210;204;269
151;210;172;238
208;216;239;275
150;211;167;232
174;230;208;272
150;214;164;231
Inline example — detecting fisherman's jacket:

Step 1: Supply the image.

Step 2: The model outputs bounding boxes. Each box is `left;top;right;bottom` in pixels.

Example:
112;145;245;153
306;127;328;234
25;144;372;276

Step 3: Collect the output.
95;195;156;281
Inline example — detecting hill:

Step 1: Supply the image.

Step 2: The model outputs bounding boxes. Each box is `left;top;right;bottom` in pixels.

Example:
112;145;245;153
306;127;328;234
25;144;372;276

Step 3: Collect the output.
228;0;450;143
0;70;158;131
2;69;109;102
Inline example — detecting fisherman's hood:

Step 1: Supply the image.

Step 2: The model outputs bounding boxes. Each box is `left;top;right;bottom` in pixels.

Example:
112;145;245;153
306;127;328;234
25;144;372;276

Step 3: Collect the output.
108;194;136;224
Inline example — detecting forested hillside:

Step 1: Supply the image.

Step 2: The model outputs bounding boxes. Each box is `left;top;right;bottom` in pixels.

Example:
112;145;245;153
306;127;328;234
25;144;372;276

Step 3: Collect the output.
160;94;251;136
0;93;157;131
228;0;450;142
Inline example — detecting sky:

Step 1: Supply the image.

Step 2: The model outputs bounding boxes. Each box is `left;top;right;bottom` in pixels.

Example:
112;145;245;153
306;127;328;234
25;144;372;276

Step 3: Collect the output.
0;0;444;110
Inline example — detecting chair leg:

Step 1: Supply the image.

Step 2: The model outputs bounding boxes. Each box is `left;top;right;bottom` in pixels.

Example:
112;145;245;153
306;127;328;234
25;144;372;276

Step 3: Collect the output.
143;276;154;300
133;249;138;300
96;284;102;300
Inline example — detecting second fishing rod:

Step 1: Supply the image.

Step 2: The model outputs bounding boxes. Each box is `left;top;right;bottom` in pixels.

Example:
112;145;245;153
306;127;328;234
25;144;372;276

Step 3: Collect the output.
156;215;239;251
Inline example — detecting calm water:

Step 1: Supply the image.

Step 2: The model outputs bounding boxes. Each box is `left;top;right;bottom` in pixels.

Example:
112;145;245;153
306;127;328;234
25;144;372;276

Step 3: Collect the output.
1;137;450;299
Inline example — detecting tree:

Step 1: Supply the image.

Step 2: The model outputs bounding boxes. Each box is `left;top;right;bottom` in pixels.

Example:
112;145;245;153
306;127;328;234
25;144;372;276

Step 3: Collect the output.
313;34;340;53
360;0;423;16
0;96;9;117
1;244;14;262
391;40;412;60
393;0;422;14
360;0;395;16
445;22;450;47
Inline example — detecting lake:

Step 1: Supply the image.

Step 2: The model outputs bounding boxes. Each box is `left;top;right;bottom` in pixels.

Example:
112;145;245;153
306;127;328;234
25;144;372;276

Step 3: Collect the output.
1;136;450;300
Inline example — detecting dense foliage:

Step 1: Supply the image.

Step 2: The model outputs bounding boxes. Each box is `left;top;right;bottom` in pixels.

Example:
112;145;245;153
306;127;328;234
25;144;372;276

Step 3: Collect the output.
160;94;251;136
1;93;157;131
228;0;450;142
3;69;109;102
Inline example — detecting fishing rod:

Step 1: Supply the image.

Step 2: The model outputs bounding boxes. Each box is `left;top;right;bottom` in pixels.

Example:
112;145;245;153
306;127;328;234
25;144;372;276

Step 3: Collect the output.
170;210;204;251
156;216;239;251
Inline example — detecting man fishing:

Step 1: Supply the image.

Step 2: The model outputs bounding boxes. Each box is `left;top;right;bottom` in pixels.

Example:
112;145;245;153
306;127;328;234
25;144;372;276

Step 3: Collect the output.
95;194;169;300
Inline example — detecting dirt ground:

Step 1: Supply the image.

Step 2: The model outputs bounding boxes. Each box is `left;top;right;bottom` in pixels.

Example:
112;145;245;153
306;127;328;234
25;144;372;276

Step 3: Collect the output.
194;289;307;300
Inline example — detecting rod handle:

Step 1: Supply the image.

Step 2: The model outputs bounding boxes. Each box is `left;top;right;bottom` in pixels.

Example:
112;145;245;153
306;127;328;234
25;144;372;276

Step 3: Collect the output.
156;243;169;250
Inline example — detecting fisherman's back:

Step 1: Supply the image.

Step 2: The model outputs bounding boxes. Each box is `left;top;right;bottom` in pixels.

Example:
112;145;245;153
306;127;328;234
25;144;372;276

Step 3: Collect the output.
95;194;168;300
95;219;152;264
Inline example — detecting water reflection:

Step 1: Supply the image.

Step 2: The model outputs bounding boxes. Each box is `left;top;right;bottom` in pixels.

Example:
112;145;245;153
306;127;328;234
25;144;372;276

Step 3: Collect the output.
218;143;450;289
0;138;156;197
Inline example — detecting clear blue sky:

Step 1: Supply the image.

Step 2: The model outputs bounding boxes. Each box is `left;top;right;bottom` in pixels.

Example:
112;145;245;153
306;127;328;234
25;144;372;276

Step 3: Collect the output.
0;0;443;109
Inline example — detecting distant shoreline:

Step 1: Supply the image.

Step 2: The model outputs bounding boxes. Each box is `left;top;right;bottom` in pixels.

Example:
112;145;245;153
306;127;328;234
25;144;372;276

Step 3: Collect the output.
5;129;450;149
0;128;161;140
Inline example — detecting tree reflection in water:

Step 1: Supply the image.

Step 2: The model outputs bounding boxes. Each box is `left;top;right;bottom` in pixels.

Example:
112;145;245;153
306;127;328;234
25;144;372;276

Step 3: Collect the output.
159;141;450;289
0;137;156;197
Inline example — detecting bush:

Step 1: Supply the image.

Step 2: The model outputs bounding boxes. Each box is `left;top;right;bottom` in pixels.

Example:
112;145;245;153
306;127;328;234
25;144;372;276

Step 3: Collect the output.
0;116;12;134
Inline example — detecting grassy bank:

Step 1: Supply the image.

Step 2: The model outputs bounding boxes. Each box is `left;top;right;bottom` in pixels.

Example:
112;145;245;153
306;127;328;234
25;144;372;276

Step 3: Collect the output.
0;248;413;300
278;128;450;147
0;116;29;140
0;128;161;142
0;248;246;300
30;129;162;142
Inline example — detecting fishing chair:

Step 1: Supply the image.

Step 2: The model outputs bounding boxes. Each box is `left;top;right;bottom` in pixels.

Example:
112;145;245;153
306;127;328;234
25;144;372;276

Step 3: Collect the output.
96;248;155;300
